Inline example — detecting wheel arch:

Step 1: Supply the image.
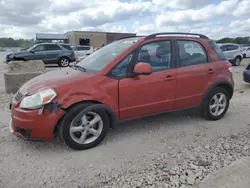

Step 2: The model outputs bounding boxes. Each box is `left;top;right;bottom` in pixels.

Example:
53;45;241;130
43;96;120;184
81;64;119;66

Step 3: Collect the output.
54;100;117;136
203;81;234;103
235;55;242;61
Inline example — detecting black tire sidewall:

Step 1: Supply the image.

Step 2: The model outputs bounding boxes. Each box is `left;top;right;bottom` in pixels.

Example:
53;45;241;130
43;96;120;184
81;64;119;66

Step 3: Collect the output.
59;57;70;67
233;57;241;66
202;87;230;120
60;103;110;150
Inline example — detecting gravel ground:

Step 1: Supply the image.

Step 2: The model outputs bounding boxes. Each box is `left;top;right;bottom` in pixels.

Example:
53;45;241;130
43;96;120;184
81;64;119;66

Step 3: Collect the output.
0;59;250;188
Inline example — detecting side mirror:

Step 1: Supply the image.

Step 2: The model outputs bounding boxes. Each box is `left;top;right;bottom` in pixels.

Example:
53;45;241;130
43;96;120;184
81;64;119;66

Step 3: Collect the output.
132;62;152;76
30;50;35;53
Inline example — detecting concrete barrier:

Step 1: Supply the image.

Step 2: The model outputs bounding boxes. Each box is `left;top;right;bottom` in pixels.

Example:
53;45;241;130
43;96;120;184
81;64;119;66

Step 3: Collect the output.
4;60;46;94
4;72;41;94
8;60;45;73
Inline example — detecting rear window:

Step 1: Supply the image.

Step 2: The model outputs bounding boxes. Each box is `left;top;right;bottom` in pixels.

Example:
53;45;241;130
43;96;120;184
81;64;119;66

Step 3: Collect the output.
61;44;73;50
208;41;227;61
78;46;91;51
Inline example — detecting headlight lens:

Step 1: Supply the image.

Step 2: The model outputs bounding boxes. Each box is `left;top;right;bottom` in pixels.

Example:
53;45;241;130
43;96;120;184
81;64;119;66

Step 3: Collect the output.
19;89;57;109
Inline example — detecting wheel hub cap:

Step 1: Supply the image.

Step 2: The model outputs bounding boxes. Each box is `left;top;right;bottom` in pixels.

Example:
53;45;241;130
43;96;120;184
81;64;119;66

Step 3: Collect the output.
209;93;227;116
69;112;103;144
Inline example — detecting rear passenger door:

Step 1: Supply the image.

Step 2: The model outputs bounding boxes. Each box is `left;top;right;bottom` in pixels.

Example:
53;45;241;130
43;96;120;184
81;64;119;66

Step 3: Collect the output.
175;40;216;109
43;44;62;63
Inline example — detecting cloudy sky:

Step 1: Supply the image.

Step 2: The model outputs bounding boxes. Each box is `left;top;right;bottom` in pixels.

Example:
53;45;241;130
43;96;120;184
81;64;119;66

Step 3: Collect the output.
0;0;249;39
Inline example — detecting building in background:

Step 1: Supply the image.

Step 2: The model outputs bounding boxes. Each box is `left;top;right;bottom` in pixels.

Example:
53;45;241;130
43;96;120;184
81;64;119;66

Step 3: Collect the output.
35;33;69;44
35;31;137;48
66;31;136;48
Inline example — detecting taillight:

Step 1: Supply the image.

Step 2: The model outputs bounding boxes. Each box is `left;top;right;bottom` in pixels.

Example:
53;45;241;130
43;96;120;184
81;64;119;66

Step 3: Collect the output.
225;63;232;72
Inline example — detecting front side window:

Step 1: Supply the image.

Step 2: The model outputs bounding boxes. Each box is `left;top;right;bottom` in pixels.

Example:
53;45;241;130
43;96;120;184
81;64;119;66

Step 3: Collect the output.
111;53;134;78
177;40;208;67
33;45;46;51
220;45;227;52
135;41;172;72
77;38;141;72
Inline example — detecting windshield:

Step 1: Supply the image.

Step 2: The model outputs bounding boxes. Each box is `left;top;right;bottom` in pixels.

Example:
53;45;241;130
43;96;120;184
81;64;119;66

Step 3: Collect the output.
26;44;37;51
76;38;141;72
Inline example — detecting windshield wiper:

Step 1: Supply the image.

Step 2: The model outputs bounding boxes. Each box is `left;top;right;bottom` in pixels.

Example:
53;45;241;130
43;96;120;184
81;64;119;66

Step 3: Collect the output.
70;64;86;72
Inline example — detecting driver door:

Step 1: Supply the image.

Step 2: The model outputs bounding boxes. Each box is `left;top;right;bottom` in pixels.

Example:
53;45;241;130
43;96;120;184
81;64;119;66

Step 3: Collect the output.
25;45;46;61
117;40;177;120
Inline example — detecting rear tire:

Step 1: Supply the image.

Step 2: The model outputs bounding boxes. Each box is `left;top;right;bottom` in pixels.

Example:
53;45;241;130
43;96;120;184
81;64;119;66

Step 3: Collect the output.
60;103;110;150
58;57;70;67
201;87;230;121
232;56;241;66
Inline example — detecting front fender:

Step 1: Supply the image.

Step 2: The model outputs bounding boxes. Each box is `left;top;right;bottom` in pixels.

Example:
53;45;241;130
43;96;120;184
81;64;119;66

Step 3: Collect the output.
60;92;93;108
60;93;118;128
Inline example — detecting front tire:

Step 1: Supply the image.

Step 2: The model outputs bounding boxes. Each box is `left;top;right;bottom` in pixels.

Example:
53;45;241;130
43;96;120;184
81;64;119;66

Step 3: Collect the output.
60;103;110;150
201;87;230;120
232;56;241;66
58;57;70;67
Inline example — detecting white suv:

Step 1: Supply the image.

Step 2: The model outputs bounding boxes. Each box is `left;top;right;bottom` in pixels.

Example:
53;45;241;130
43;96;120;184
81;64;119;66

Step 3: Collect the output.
217;43;243;66
72;45;94;57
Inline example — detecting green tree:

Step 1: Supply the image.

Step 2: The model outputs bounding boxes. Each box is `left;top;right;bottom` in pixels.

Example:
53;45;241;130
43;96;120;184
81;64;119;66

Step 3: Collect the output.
217;37;250;44
0;38;34;47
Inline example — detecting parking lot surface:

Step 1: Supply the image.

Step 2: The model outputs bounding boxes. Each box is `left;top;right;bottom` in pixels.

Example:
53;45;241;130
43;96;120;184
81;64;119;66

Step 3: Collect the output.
0;58;250;188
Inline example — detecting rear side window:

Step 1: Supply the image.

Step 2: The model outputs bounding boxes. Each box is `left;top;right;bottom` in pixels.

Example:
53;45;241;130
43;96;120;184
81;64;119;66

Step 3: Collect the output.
227;45;238;51
78;46;91;51
61;44;73;50
177;40;208;67
209;41;227;61
46;44;61;51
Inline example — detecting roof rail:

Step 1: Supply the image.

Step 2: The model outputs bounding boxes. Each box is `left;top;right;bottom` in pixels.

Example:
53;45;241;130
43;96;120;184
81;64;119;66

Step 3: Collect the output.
117;35;145;40
145;32;209;40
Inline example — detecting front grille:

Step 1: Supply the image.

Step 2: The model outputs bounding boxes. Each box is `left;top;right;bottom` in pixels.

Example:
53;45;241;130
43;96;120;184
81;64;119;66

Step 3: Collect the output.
16;127;31;138
14;91;23;102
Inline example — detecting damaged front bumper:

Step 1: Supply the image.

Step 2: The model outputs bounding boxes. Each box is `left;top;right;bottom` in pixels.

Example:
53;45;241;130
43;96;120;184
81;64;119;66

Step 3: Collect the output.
9;101;65;142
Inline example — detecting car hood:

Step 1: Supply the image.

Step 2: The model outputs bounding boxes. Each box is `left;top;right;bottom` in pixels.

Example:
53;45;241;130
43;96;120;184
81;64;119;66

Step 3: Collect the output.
19;67;95;95
8;51;30;57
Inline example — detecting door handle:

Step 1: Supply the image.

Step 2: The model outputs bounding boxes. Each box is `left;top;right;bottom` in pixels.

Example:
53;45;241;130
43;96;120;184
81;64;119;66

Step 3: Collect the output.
208;69;215;74
164;75;174;81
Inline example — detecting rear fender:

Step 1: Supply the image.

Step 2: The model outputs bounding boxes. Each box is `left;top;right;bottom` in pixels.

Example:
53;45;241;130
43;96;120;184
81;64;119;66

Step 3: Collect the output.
202;80;234;105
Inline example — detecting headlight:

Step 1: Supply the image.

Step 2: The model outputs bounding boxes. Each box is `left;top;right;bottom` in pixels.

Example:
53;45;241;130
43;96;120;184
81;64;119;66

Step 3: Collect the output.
19;89;57;109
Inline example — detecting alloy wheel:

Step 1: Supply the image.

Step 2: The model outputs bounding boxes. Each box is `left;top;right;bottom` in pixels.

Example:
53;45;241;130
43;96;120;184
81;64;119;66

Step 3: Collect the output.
69;112;103;145
209;93;227;117
61;58;69;67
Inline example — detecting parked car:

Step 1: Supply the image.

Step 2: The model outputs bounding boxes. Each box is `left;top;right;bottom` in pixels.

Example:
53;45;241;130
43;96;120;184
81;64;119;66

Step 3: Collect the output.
72;45;94;57
9;32;234;150
243;62;250;83
4;43;76;67
76;54;91;63
243;47;250;58
217;43;243;66
94;47;101;51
